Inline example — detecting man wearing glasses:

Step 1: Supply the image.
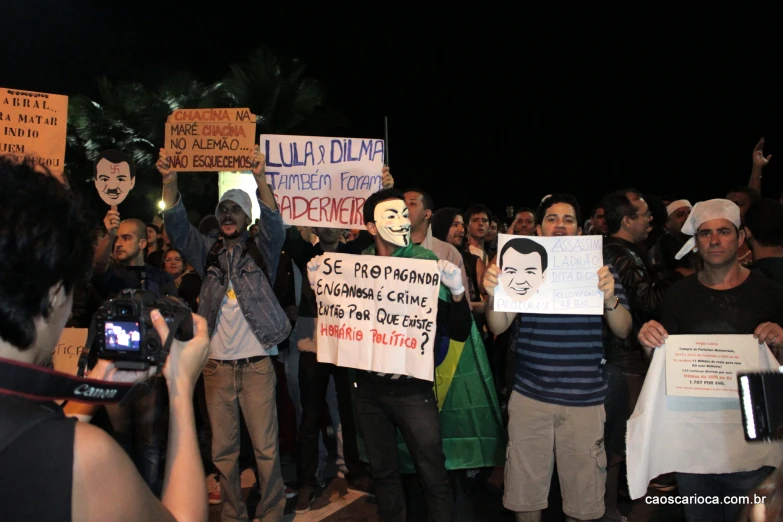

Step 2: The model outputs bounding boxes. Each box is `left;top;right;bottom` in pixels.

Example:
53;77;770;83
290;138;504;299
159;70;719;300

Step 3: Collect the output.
600;189;672;520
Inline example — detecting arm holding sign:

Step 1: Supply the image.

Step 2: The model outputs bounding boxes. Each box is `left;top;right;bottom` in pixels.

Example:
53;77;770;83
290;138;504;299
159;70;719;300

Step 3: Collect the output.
483;264;517;335
381;166;394;189
599;265;632;339
250;147;285;281
93;208;120;275
157;150;212;278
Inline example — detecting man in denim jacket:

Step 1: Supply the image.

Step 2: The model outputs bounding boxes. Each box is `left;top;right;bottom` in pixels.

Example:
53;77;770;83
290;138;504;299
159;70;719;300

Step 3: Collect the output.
158;146;291;522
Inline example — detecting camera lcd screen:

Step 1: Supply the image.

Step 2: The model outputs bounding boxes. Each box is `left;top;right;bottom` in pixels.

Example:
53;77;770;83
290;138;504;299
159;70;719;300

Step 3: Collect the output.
104;321;141;351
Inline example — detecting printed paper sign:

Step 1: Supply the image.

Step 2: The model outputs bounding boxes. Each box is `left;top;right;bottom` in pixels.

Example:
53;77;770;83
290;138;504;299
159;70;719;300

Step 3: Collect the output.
311;253;440;380
493;233;604;315
0;87;68;176
164;108;256;172
665;334;760;398
51;328;89;376
261;134;385;228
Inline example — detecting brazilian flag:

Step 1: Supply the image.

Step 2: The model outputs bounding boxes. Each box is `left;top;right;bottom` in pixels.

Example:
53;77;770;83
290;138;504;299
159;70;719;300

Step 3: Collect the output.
361;243;507;471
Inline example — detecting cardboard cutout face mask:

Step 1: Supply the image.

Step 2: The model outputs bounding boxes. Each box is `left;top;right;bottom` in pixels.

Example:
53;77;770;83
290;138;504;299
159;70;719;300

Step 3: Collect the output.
94;150;135;206
374;199;411;247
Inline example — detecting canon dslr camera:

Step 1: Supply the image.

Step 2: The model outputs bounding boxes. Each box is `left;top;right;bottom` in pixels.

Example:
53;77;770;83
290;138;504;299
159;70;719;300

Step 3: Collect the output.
93;289;193;370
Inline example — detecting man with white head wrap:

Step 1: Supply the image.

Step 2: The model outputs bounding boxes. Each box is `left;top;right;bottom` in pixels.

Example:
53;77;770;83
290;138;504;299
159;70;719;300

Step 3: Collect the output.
636;199;783;522
664;199;692;235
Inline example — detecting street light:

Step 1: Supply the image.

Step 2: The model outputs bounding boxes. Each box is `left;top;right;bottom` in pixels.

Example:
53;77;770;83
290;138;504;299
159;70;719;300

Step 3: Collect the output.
158;200;166;210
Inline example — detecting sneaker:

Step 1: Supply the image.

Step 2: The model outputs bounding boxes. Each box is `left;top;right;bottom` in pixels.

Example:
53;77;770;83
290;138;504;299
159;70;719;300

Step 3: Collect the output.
347;475;374;495
311;477;349;510
208;483;222;505
295;486;314;514
285;485;298;499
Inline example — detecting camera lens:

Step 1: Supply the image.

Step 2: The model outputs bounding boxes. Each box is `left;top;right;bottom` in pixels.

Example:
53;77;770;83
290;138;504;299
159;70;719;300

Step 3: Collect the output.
146;337;161;354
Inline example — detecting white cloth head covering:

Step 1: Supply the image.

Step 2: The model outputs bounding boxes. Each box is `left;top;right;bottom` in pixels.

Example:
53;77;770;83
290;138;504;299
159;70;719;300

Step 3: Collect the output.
675;199;741;260
215;188;253;221
666;199;692;216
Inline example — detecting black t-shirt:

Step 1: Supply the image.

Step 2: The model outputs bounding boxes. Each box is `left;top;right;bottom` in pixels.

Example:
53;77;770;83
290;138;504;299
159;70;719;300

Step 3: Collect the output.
660;271;783;335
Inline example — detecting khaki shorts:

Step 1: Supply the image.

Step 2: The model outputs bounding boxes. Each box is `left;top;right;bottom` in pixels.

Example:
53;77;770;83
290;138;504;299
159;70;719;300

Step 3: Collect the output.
503;391;606;520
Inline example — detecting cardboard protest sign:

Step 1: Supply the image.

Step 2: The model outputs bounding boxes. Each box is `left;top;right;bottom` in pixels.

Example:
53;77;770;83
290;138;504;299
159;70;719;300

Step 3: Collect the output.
51;328;89;376
260;134;385;228
94;149;136;206
665;335;760;398
164;108;256;172
0;87;68;176
311;253;440;380
493;233;605;315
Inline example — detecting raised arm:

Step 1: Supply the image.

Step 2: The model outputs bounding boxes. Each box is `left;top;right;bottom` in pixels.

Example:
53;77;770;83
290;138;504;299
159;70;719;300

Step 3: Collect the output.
749;137;772;193
93;207;120;274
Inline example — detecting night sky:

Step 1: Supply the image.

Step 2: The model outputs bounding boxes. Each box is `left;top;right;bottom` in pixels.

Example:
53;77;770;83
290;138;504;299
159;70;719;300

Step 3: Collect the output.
2;5;781;223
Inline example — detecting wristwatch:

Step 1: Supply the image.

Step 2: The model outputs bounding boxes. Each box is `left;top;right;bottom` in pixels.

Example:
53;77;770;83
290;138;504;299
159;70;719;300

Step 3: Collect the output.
605;296;620;311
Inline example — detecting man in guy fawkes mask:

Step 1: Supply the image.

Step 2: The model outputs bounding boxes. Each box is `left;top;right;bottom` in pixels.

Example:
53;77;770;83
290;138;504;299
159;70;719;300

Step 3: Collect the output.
305;188;471;521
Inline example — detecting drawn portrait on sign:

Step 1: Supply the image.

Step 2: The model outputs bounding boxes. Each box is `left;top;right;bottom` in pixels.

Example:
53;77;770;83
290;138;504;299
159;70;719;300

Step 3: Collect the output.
498;237;549;303
94;149;136;206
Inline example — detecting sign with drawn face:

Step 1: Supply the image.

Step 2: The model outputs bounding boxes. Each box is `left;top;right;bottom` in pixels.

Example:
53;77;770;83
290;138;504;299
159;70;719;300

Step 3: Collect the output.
94;150;135;205
493;233;605;315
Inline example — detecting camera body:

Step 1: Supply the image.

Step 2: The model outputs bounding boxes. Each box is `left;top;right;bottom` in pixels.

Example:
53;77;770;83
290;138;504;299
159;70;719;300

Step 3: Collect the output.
93;289;193;370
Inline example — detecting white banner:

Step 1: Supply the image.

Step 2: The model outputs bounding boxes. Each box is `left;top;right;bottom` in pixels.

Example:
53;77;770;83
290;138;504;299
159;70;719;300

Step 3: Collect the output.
261;134;385;229
493;234;605;315
311;253;440;380
665;334;760;398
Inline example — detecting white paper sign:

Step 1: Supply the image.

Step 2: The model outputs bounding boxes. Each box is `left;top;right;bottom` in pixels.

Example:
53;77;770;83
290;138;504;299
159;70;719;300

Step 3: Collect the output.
311;253;440;380
51;328;89;376
665;334;760;398
493;234;604;315
261;134;385;229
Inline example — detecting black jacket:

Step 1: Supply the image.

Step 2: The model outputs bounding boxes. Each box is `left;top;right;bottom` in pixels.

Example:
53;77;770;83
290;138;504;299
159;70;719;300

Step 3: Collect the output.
603;236;671;373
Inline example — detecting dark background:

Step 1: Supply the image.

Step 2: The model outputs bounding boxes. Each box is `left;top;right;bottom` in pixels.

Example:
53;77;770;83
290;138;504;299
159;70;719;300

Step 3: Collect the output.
1;5;779;224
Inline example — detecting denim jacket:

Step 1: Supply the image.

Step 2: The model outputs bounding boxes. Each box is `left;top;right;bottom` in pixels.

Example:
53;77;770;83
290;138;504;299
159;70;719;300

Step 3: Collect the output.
162;192;291;347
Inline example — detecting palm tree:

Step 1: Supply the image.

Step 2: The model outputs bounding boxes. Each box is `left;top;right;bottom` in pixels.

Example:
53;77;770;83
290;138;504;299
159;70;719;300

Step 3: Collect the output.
67;46;337;220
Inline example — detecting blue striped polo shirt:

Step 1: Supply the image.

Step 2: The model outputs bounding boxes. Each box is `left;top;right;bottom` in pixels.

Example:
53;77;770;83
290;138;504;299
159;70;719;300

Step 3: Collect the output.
513;265;629;407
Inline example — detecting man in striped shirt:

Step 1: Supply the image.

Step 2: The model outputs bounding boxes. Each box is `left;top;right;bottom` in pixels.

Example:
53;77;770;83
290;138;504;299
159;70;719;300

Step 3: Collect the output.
484;193;632;522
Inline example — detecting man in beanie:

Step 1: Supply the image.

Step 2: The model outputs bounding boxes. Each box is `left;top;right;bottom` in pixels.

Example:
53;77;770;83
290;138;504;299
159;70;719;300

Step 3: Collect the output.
637;199;783;522
157;145;291;522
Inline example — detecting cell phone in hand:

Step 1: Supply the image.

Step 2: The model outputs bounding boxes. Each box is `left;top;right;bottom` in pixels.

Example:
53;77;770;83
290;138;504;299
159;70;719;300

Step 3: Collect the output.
738;371;783;442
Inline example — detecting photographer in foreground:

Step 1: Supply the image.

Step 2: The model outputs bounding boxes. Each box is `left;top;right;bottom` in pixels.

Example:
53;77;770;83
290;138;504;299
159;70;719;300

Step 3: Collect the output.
0;158;210;522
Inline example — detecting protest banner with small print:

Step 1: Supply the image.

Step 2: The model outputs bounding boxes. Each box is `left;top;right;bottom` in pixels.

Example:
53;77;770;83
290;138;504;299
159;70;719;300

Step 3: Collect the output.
261;134;385;228
493;233;605;315
0;87;68;176
311;253;440;380
164;108;256;172
51;328;89;376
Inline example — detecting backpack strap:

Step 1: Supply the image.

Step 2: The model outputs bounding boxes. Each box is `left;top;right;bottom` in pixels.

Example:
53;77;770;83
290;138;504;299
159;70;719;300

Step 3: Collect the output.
0;397;63;456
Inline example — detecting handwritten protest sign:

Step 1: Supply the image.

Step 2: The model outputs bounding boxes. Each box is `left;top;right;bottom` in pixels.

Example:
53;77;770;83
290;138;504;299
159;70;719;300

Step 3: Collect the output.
261;134;385;228
311;253;440;380
665;335;760;398
164;108;256;172
493;233;604;315
51;328;89;376
0;87;68;176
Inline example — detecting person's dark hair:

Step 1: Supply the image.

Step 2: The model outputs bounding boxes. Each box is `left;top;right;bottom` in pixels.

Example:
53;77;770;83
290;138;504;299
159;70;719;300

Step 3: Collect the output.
363;188;405;224
198;215;220;235
146;223;161;235
93;149;136;179
745;198;783;247
602;189;642;235
163;247;190;270
645;193;668;235
727;186;762;203
499;237;549;272
535;194;582;227
489;214;499;227
592;205;604;218
0;159;93;350
403;188;434;211
431;208;462;243
464;204;491;225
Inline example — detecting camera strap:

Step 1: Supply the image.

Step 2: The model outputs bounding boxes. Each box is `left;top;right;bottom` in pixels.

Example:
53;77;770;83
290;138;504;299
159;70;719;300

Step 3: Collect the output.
0;357;139;405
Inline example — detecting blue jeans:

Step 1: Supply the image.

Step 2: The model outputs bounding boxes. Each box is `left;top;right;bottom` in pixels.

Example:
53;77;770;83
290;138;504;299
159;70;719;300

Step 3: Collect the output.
676;466;774;522
105;376;166;495
354;374;452;522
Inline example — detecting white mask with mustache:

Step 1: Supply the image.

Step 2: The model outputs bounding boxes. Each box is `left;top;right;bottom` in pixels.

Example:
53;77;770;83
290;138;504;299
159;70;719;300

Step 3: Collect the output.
373;200;411;247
